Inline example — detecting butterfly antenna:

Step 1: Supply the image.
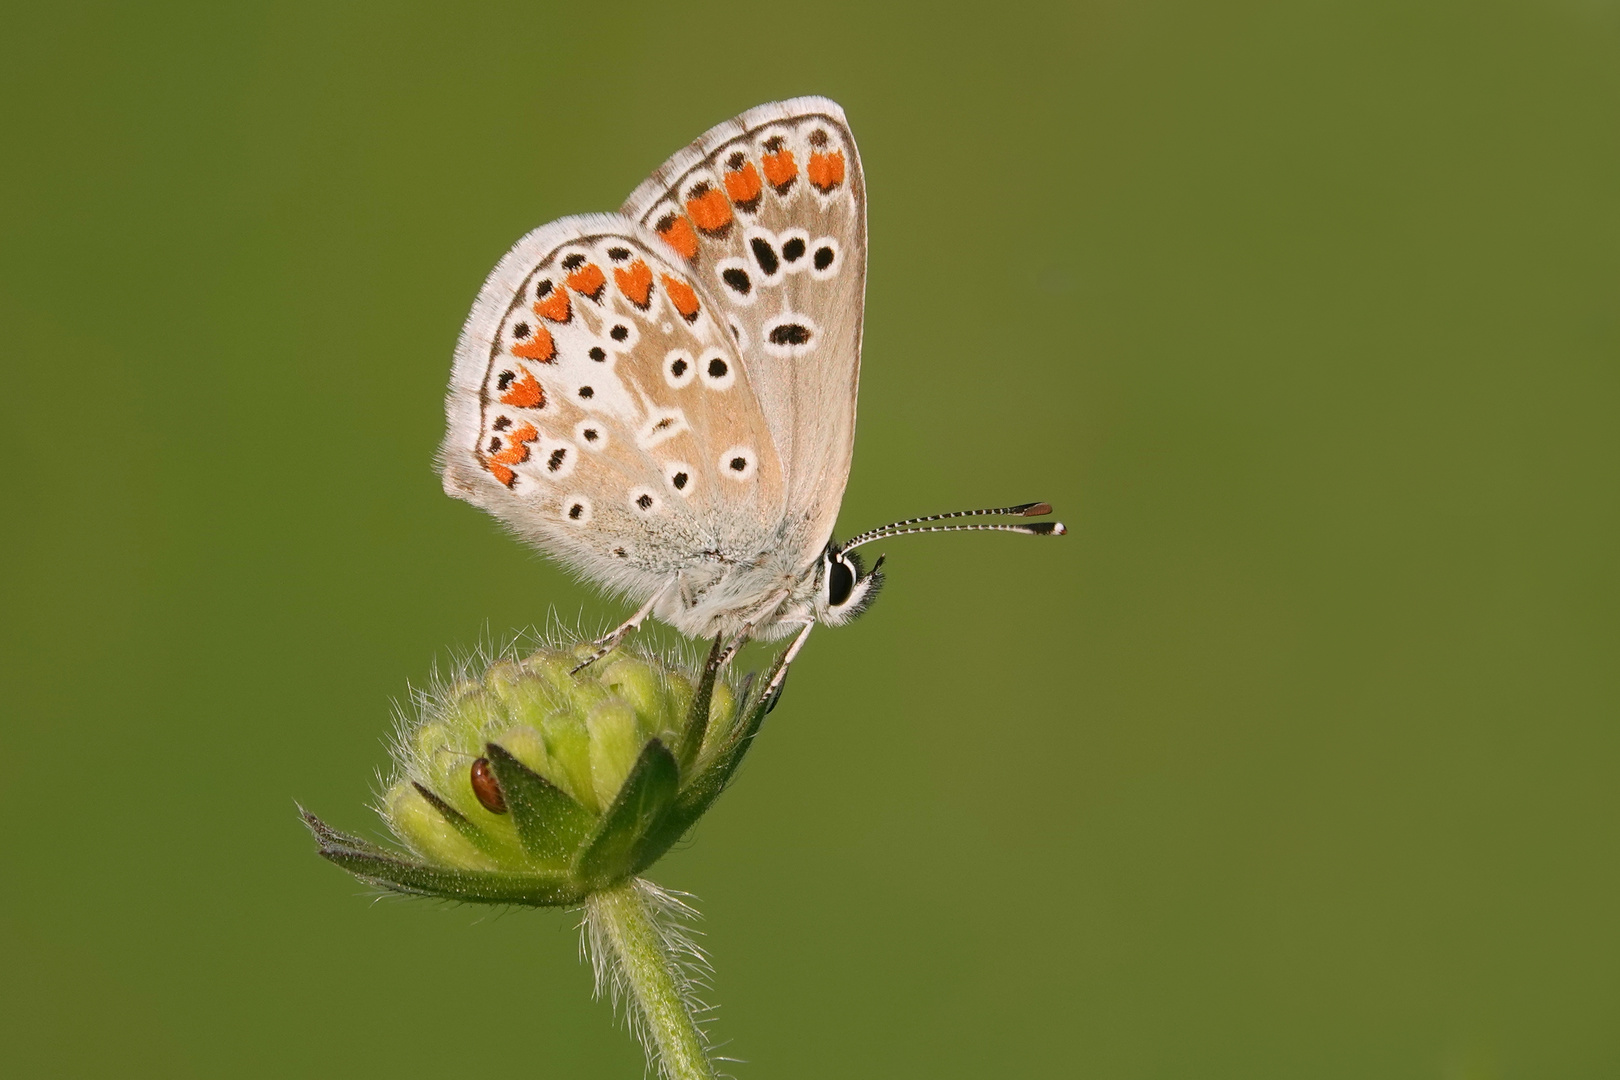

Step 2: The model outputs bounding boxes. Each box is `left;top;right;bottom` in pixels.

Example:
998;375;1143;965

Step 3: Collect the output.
839;502;1066;552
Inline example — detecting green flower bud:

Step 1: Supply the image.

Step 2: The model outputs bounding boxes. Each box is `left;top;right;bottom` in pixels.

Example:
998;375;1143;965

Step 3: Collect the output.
304;636;784;907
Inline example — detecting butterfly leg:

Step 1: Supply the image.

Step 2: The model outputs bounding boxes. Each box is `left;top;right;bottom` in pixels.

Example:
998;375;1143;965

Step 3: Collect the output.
761;622;814;709
713;588;795;669
715;629;751;670
570;582;672;673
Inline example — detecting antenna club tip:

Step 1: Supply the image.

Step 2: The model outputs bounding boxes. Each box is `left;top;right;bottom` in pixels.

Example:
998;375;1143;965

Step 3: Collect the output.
1052;522;1067;535
1021;502;1054;517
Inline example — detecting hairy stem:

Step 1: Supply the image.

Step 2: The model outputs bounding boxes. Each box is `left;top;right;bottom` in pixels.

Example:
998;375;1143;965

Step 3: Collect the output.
584;879;717;1080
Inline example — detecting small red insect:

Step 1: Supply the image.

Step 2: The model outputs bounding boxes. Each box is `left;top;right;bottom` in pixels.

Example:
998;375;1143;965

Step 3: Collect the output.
469;757;507;814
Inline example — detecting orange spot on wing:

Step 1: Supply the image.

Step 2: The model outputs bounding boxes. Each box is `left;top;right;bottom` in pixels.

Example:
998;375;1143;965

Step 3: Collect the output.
489;422;539;466
657;215;700;259
614;259;653;308
498;369;545;408
724;162;762;207
534;285;571;323
660;274;701;323
566;263;606;299
511;325;555;363
762;149;797;190
808;150;845;192
685;186;733;234
489;462;516;487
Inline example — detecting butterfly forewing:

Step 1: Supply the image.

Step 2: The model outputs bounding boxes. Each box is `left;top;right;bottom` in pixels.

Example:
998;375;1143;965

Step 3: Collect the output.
439;213;786;593
622;97;867;566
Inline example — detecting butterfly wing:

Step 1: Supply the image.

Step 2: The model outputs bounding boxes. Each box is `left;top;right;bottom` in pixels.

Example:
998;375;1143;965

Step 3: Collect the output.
622;97;867;565
439;213;787;603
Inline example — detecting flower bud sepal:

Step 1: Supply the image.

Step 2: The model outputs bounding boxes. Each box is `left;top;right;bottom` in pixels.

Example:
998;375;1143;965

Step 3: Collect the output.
304;636;781;906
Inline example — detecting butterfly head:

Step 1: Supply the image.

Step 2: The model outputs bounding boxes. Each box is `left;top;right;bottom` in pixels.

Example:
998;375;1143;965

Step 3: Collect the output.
808;502;1065;630
814;544;885;627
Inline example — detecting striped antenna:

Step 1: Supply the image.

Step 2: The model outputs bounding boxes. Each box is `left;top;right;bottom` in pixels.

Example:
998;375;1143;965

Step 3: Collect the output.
839;502;1065;553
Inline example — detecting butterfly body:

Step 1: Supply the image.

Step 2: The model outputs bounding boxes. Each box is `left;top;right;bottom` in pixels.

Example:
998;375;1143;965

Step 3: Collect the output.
439;99;1058;658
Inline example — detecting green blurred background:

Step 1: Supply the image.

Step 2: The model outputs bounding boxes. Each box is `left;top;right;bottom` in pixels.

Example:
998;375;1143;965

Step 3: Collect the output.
3;1;1616;1076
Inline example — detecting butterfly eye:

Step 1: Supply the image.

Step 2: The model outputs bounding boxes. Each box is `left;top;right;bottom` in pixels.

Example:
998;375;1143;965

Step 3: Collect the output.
826;556;855;607
818;549;882;625
470;758;507;814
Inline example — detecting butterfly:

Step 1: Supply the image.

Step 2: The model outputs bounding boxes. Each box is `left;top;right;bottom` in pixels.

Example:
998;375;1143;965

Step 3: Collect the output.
438;97;1063;684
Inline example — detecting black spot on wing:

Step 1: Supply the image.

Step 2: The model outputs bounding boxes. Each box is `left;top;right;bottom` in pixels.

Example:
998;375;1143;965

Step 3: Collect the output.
750;237;779;276
768;323;811;346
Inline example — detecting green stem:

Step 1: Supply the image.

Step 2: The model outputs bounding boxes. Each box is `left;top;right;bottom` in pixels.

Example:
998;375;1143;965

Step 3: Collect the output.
585;879;717;1080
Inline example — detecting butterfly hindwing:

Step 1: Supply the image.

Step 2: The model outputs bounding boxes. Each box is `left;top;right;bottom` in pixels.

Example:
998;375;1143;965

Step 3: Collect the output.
439;213;787;597
622;97;867;564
